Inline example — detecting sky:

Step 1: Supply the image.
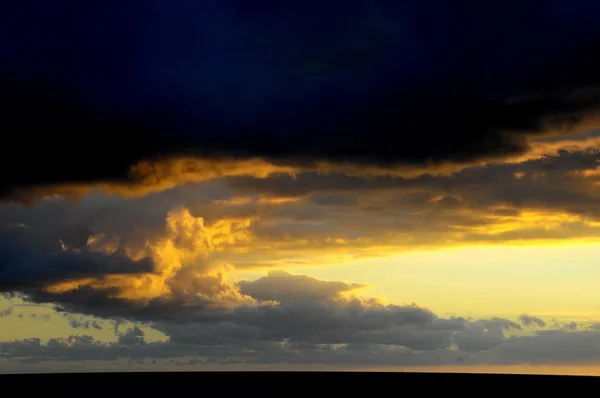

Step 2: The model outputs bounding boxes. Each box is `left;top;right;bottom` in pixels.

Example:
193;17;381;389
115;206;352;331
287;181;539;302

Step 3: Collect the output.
2;0;600;374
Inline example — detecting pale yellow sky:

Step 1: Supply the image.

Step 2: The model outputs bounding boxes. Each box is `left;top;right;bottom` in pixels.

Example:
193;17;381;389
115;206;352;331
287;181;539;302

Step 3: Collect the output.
0;299;166;343
236;242;600;320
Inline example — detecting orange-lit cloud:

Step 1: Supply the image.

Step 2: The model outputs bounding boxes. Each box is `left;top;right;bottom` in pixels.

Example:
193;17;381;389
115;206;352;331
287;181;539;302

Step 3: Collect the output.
5;125;600;204
42;208;257;307
5;140;600;275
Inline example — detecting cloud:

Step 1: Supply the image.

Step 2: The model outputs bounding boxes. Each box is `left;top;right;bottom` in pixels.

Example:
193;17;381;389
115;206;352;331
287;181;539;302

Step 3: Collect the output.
0;206;259;320
1;1;600;198
66;315;103;330
1;260;599;368
237;270;368;305
0;224;155;293
486;329;600;366
2;301;600;368
519;314;546;328
5;139;600;276
151;271;468;353
454;319;521;351
5;130;600;204
118;326;145;346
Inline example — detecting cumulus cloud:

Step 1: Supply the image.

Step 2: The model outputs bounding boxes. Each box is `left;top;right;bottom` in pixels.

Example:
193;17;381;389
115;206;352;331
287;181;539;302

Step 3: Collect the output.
150;271;466;352
237;270;368;305
0;207;258;320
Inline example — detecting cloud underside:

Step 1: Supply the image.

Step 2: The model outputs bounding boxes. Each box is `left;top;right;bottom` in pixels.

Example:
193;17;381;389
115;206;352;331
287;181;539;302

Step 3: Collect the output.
5;329;600;368
3;113;600;204
3;130;600;268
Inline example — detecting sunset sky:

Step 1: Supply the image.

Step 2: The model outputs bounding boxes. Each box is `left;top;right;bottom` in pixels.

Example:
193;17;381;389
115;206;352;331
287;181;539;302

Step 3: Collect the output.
2;0;600;374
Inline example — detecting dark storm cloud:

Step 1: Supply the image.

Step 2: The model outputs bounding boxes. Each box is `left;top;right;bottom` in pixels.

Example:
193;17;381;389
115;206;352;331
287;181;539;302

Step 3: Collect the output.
0;224;154;293
1;1;600;196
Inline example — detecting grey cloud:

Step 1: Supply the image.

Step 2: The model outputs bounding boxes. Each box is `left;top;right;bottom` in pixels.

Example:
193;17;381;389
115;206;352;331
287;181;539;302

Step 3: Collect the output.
0;181;230;240
157;307;461;352
238;270;367;305
0;267;597;369
67;315;103;330
455;319;521;351
233;150;600;251
308;193;359;207
224;147;600;222
564;322;578;331
154;272;465;352
225;172;412;198
519;314;546;328
3;318;600;368
110;319;129;336
486;330;600;365
118;326;146;346
0;335;263;363
31;288;198;321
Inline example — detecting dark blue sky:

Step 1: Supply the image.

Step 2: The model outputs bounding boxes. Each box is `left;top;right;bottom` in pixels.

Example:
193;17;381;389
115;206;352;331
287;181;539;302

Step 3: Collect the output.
1;0;600;193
